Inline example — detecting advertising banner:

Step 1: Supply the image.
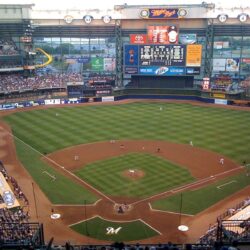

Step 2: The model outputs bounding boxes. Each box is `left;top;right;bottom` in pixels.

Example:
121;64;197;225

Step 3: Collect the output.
124;66;138;74
213;93;226;99
202;78;210;90
102;96;114;102
140;44;185;67
214;99;227;105
147;26;178;44
130;34;148;44
124;45;139;66
213;59;226;71
66;59;77;64
139;66;185;76
20;36;32;43
77;57;91;64
44;99;61;105
91;58;104;71
242;58;250;64
140;8;180;19
214;41;229;49
104;58;116;71
226;58;240;72
186;44;202;67
186;67;200;75
179;34;196;45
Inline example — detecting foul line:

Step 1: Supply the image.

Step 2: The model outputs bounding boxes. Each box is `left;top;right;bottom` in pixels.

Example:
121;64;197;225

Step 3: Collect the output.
53;199;102;207
217;180;237;189
139;218;162;235
130;166;243;206
148;203;194;217
6;131;116;205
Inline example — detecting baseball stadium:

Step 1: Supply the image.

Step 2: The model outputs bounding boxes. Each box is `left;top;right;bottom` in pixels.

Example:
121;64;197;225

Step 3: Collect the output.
0;0;250;249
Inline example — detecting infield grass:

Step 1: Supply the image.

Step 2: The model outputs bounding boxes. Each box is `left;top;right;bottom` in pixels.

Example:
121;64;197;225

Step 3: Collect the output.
70;216;159;241
74;153;195;198
151;172;250;215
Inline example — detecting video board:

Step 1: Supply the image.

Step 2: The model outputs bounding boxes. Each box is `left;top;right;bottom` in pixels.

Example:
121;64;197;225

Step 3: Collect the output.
124;44;202;76
139;45;185;66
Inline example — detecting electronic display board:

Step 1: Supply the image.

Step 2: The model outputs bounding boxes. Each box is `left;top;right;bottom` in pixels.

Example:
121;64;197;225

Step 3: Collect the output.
124;44;202;76
139;45;186;67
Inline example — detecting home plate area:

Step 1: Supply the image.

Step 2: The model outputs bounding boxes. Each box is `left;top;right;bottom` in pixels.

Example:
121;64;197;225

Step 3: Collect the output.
114;203;133;214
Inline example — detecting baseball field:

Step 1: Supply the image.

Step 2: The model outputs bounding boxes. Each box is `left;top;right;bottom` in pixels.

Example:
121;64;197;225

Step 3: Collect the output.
0;100;250;244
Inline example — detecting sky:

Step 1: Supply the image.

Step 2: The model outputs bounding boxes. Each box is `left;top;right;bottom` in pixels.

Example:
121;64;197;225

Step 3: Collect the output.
1;0;249;10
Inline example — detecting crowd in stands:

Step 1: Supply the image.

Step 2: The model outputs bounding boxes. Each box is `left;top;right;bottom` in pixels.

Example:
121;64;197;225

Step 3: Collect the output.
0;160;33;245
0;73;83;93
240;76;250;89
46;242;248;250
0;39;19;56
0;207;32;244
55;242;213;250
199;198;250;246
8;176;29;205
0;160;29;206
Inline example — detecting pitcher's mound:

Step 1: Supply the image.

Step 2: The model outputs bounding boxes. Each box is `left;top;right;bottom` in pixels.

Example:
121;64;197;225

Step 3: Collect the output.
123;169;145;180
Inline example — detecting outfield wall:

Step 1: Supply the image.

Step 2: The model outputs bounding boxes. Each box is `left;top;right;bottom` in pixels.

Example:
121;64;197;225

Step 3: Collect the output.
0;94;231;111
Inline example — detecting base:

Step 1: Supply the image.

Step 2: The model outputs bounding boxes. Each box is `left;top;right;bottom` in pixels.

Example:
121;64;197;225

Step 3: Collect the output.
178;225;189;232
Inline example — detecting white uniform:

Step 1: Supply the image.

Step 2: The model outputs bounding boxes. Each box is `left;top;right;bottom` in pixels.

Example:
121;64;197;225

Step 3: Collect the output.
220;158;224;165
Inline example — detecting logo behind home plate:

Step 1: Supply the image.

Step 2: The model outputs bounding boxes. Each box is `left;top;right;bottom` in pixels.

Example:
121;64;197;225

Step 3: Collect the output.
106;227;122;235
64;15;73;24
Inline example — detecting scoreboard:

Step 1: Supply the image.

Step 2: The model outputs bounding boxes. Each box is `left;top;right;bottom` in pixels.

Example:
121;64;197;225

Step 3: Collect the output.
140;45;185;67
124;44;202;76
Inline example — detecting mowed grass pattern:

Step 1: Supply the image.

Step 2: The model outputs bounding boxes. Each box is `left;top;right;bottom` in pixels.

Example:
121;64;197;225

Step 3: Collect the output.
152;173;250;215
70;216;158;241
2;102;250;204
74;153;195;198
3;102;250;163
14;138;98;204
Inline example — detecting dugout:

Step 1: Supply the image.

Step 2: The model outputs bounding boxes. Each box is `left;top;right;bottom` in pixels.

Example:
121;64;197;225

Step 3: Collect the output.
128;75;194;88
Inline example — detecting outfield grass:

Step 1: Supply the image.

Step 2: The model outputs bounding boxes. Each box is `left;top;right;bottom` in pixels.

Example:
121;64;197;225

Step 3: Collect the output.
74;153;195;198
14;138;98;204
4;102;250;163
70;216;159;241
151;172;250;215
